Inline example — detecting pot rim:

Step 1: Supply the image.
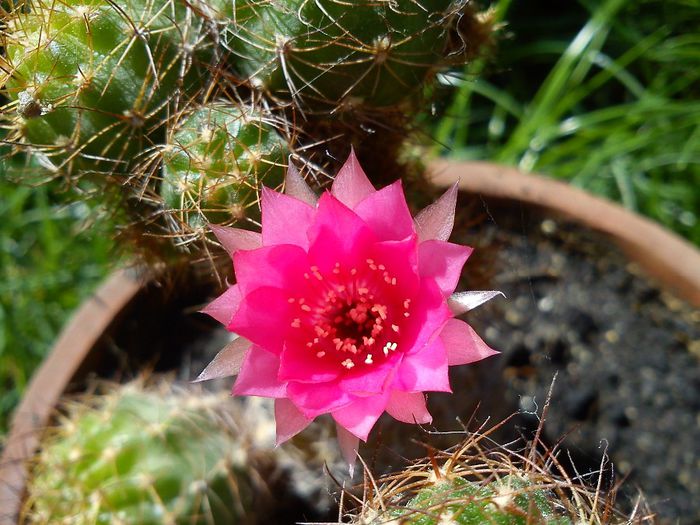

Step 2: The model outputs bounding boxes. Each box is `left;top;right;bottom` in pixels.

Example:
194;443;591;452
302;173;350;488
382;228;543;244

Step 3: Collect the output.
2;160;699;524
428;159;700;307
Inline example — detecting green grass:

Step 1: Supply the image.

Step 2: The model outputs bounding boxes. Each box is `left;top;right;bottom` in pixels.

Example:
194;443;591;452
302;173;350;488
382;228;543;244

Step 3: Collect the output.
0;153;114;437
434;0;700;244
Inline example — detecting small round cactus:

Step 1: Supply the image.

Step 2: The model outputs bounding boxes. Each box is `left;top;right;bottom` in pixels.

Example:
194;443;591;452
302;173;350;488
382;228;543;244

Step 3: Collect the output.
160;101;289;233
221;0;461;111
2;0;214;177
22;381;266;524
349;430;653;525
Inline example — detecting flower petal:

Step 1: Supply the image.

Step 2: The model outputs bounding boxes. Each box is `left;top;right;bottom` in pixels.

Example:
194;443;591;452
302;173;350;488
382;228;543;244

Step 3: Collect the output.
201;284;243;327
336;423;360;477
230;286;293;354
353;181;414;242
261;186;315;248
275;398;313;445
418;240;473;296
232;345;287;398
332;392;389;441
400;278;450;356
393;337;451;393
448;290;505;316
210;224;262;256
286;381;354;418
284;163;318;206
440;318;499;366
233;244;308;295
386;391;432;425
307;193;375;274
331;148;376;209
338;355;399;395
414;182;458;242
193;336;252;382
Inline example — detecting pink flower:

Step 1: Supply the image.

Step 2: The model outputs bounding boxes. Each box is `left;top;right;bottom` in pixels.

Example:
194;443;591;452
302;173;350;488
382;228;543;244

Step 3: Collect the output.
196;152;501;471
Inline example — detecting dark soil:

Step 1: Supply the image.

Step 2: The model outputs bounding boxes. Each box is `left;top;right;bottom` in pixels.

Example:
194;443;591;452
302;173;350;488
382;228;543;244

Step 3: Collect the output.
453;200;700;524
62;198;700;524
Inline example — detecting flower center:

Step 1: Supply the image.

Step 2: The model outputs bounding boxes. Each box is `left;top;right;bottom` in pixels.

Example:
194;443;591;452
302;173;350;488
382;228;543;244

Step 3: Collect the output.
288;258;412;371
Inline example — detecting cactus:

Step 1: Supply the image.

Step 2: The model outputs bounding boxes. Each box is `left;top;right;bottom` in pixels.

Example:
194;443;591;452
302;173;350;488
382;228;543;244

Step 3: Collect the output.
377;475;572;525
349;429;653;525
160;101;289;233
220;0;463;111
0;0;494;262
22;381;266;524
2;0;214;177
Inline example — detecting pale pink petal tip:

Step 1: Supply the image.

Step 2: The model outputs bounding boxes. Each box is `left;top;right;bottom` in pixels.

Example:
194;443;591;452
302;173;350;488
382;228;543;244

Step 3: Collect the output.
232;345;287;398
414;181;458;242
448;290;505;316
386;391;432;425
193;336;251;382
331;148;376;209
200;285;243;326
336;423;360;477
441;318;500;366
209;224;262;255
274;398;313;445
284;162;318;206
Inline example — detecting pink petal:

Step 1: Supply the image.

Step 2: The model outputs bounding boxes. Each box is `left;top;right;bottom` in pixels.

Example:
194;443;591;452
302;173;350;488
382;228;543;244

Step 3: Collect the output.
418;240;473;296
230;286;293;354
414;182;458;242
368;236;421;295
286;381;354;418
331;149;376;209
306;193;375;273
385;391;432;425
261;186;315;249
193;336;252;382
233;244;308;295
440;318;499;366
400;278;450;357
275;398;313;445
332;392;389;441
232;345;287;398
393;337;451;393
278;342;342;383
448;290;505;316
338;356;399;395
335;423;360;477
353;181;415;242
201;284;243;327
210;224;262;256
284;163;318;206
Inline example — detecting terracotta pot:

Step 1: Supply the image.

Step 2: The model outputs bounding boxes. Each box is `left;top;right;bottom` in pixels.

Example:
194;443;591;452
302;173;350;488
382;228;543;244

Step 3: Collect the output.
2;161;699;524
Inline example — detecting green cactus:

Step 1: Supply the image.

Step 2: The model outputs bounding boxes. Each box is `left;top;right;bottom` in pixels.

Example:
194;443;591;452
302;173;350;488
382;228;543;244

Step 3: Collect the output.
350;428;649;525
2;0;214;177
221;0;459;111
380;475;572;525
22;382;264;524
161;101;289;232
